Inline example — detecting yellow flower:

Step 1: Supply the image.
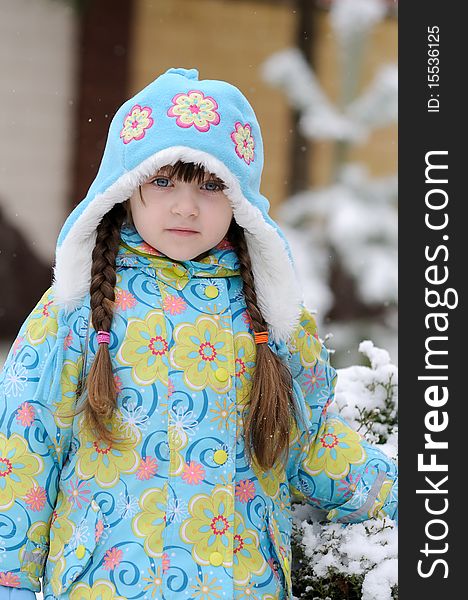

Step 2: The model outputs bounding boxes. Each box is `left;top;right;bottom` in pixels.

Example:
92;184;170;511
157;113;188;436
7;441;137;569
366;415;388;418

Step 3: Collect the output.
116;310;169;386
170;316;234;392
143;565;164;598
48;490;74;561
304;418;366;480
192;574;222;599
233;332;256;407
155;263;190;289
54;357;83;430
120;104;154;144
180;484;234;566
0;433;43;510
132;484;167;558
368;478;393;519
234;580;264;599
252;459;286;500
168;418;189;477
49;555;66;597
20;520;49;580
210;397;235;431
70;579;127;600
25;289;58;345
290;307;323;368
168;90;220;132
26;520;49;547
231;122;255;165
75;415;140;488
232;512;267;585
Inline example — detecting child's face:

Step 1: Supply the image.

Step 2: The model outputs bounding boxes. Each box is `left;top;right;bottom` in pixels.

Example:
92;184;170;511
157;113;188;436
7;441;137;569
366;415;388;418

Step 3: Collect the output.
129;167;233;262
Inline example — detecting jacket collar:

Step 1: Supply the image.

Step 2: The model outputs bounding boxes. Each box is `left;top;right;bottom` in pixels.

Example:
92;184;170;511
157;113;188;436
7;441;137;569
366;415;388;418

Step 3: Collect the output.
116;223;240;290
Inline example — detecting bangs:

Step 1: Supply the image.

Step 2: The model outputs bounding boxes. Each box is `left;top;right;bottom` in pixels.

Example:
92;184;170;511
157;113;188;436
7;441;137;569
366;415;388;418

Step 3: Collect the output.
157;161;224;185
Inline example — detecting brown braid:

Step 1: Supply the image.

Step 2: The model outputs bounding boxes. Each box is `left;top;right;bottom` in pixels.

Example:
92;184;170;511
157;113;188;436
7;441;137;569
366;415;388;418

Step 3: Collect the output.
73;203;128;446
228;220;304;471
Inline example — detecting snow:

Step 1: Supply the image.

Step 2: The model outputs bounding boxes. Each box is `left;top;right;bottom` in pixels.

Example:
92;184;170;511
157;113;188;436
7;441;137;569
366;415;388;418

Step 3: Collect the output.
330;0;388;44
296;511;397;599
333;340;398;453
346;64;398;130
262;48;365;142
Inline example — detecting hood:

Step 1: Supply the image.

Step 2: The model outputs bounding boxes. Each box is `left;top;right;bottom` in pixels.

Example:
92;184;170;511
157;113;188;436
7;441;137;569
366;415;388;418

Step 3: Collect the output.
53;66;304;343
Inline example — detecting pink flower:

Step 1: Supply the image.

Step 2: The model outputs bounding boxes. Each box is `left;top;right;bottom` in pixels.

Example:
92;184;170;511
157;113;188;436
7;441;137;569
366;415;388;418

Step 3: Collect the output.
182;461;205;485
168;90;220;132
12;337;24;355
163;294;187;315
114;374;123;394
321;397;333;419
167;378;175;398
303;366;326;394
42;300;54;318
242;311;253;330
337;474;362;498
103;546;123;570
67;479;91;510
235;479;256;503
24;485;47;511
268;558;281;581
137;456;158;480
138;241;164;256
16;402;35;427
0;572;21;586
120;104;154;144
162;552;170;572
64;329;73;350
95;519;104;543
231;122;255;165
115;289;137;311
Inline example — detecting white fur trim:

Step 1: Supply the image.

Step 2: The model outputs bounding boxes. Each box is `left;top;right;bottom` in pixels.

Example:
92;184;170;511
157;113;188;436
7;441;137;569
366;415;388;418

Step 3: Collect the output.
53;147;303;343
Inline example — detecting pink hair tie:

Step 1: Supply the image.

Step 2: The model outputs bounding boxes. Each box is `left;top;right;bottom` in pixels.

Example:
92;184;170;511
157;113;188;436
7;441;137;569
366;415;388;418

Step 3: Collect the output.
97;330;111;345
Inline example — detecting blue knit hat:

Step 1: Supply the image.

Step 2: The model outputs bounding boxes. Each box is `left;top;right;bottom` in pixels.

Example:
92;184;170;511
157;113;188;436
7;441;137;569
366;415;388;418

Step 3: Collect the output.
53;67;303;343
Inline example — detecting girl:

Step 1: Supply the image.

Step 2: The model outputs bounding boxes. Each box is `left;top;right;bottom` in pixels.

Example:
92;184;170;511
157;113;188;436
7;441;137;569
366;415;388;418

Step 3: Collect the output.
0;67;397;600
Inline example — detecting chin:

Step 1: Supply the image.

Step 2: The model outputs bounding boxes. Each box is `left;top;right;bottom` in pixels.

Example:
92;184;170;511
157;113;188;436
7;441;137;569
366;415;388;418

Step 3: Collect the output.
165;250;195;261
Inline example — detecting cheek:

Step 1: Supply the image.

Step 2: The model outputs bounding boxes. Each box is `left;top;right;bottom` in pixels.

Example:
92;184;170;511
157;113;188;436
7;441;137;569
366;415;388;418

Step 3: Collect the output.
217;197;233;223
132;200;164;224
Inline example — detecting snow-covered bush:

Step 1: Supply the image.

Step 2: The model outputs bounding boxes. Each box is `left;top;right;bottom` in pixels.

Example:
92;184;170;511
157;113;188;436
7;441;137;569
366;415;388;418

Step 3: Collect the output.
291;340;398;599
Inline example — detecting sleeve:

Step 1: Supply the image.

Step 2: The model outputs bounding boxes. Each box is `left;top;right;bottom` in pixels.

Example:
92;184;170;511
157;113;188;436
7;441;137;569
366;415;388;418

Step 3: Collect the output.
0;287;88;592
287;305;398;524
0;586;37;599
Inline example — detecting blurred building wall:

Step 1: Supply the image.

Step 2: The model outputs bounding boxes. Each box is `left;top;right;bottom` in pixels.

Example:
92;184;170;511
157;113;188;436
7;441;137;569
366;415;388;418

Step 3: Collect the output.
129;0;296;217
0;0;77;363
0;0;77;263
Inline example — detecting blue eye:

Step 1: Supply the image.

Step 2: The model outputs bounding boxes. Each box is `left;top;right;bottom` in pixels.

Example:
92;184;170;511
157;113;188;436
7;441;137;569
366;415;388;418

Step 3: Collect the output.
152;177;171;187
203;180;225;192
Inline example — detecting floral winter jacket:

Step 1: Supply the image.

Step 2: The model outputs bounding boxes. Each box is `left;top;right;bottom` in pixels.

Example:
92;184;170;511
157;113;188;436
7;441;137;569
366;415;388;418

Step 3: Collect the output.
0;224;398;599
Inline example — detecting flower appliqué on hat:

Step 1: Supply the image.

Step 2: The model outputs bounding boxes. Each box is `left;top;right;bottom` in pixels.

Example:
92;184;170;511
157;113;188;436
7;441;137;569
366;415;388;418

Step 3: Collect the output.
120;104;154;144
231;122;255;165
167;90;220;132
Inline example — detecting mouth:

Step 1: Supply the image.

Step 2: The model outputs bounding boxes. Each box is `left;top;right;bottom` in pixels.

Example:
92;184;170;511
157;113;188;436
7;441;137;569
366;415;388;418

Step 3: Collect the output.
166;228;199;236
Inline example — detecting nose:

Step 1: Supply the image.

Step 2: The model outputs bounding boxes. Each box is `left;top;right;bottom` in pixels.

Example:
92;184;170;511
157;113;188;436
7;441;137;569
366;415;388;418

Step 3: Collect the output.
171;184;199;217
